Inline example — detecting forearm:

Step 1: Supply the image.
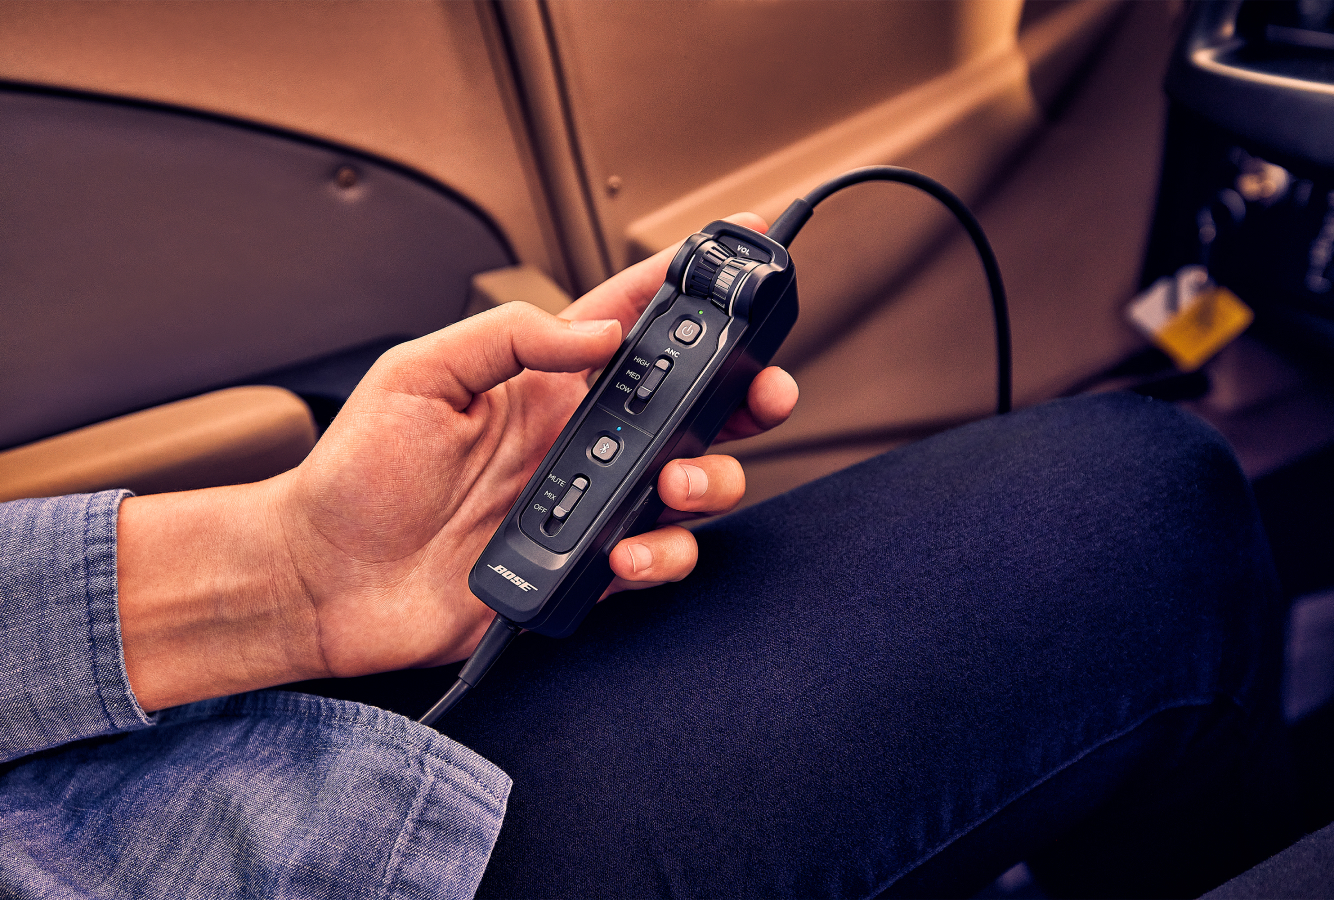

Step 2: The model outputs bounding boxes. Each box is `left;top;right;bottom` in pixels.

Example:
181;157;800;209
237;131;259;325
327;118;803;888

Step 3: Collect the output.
117;478;324;712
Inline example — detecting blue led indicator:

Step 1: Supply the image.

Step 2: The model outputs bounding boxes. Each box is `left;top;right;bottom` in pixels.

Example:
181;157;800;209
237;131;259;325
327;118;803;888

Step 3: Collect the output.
616;426;622;431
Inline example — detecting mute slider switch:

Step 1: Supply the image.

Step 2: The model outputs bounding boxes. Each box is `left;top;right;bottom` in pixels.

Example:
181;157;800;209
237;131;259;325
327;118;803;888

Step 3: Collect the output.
547;475;590;533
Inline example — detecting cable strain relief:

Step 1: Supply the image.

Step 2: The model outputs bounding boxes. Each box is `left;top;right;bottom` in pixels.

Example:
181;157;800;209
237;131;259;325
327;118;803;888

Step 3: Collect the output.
458;615;521;687
767;198;813;248
418;616;521;727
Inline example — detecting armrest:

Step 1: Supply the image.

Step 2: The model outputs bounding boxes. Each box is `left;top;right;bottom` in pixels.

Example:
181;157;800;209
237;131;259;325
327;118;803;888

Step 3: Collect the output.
0;386;317;502
467;264;573;317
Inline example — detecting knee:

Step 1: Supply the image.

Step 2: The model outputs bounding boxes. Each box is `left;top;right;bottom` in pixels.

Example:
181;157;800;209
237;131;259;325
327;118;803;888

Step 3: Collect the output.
1048;392;1242;490
988;393;1279;706
973;393;1260;556
866;393;1278;700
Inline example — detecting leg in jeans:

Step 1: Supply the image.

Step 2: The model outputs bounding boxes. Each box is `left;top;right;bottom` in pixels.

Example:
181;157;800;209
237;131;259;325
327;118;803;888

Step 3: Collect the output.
435;393;1291;898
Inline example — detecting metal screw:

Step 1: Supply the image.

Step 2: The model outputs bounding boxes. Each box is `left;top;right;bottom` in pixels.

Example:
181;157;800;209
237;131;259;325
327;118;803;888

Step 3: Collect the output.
335;165;358;189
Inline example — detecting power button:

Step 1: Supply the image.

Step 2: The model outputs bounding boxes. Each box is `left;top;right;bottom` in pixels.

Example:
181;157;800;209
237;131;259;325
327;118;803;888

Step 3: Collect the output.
672;318;702;345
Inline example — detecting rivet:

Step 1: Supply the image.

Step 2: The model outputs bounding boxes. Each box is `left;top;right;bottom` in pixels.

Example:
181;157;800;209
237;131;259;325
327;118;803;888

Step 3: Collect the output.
335;165;358;189
606;175;623;197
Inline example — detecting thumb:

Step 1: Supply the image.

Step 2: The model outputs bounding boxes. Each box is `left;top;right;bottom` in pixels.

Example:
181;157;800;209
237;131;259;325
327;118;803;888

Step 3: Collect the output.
369;302;622;410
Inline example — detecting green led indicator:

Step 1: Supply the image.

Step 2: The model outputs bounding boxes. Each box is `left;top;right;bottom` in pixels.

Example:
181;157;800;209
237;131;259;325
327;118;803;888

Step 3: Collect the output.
698;309;704;315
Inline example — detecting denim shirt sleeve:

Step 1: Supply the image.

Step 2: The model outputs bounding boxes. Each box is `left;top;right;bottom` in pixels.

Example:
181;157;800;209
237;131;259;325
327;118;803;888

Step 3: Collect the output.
1;690;511;899
0;490;513;898
0;490;153;762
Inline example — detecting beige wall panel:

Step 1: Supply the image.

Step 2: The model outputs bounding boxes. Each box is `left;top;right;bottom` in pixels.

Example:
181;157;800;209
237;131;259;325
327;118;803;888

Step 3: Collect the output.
0;0;568;286
545;0;1024;273
539;0;1120;370
495;0;611;293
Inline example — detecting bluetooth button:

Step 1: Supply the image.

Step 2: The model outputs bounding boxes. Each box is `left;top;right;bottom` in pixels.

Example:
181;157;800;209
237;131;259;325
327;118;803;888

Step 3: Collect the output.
591;435;620;463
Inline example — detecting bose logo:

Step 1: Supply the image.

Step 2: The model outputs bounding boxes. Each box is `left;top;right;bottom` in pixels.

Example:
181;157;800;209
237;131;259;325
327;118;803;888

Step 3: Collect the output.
489;563;536;592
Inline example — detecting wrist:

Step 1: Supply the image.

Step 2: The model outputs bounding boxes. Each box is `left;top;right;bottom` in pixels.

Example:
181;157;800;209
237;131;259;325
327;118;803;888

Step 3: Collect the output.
117;476;324;712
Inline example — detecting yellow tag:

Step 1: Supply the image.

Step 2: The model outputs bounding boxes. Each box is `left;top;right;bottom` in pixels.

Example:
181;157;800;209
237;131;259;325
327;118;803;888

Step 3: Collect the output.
1152;286;1254;372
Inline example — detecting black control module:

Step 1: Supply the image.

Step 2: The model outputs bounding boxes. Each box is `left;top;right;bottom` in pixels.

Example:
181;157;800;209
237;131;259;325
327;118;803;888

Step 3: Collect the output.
468;221;799;637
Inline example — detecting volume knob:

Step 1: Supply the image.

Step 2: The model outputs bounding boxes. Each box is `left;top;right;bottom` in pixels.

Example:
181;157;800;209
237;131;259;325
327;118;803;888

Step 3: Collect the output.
682;240;734;299
710;257;764;312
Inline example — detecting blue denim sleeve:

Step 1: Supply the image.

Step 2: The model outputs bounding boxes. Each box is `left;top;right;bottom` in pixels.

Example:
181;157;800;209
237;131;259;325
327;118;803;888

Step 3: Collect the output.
0;490;154;762
0;491;513;898
1;690;511;899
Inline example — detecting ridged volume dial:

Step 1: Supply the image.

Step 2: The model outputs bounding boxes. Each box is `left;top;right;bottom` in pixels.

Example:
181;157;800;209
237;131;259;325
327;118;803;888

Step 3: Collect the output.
682;240;733;300
710;257;764;312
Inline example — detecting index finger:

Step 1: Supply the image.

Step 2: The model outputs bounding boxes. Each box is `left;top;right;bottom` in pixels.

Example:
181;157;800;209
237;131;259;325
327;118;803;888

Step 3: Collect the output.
561;212;768;332
368;302;621;411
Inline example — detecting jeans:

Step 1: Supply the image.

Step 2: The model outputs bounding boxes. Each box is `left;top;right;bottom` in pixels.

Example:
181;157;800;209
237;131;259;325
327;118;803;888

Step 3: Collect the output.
317;393;1295;897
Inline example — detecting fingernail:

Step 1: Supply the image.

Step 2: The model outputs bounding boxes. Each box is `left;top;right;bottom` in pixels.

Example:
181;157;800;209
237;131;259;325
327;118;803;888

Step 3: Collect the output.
680;463;707;501
626;543;652;574
570;319;618;334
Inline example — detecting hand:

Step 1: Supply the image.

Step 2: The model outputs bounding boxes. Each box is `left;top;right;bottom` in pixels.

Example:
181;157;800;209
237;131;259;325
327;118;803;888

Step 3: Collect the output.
118;214;798;710
280;212;798;676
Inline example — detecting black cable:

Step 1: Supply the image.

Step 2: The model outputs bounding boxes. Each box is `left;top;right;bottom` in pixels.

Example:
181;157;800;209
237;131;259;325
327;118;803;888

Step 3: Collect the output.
768;166;1012;416
418;615;521;727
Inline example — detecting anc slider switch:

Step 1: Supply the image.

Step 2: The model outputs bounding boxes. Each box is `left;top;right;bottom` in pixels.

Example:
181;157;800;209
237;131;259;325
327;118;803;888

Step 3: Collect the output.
635;357;672;402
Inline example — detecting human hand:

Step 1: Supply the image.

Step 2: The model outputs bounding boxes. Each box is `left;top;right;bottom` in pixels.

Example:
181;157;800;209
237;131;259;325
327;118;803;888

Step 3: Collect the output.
278;213;797;678
118;215;797;709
